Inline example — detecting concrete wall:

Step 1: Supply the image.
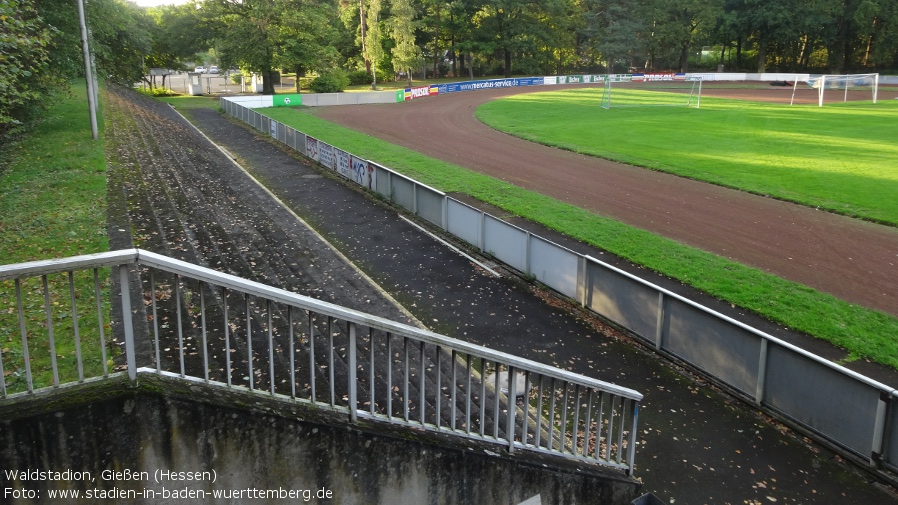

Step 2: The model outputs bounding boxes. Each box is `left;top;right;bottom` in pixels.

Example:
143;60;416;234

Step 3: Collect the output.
0;374;640;505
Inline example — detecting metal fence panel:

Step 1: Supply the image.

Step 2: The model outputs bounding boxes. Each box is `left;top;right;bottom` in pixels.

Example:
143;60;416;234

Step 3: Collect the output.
285;127;296;150
586;263;660;342
447;199;482;249
372;163;391;198
277;123;287;144
530;236;579;298
885;394;898;470
764;344;880;458
662;297;761;396
391;174;416;211
416;187;444;227
483;215;527;272
295;131;307;156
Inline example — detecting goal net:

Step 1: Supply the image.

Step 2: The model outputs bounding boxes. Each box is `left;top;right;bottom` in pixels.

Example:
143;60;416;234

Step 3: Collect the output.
799;73;879;107
600;74;703;109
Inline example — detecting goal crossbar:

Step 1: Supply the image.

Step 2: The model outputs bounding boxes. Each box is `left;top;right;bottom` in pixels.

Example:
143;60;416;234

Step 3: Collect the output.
600;75;703;109
799;73;880;107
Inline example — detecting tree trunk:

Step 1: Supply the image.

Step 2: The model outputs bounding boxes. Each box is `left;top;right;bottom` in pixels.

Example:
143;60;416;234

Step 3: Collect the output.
295;65;302;93
467;53;474;79
756;34;767;73
360;0;370;74
504;49;511;78
263;68;275;95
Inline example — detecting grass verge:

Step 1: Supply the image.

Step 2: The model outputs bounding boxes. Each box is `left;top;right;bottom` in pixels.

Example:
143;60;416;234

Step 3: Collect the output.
257;105;898;371
0;82;112;393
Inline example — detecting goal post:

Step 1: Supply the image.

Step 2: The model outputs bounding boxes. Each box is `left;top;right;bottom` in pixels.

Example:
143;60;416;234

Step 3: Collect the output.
804;73;879;107
600;74;703;109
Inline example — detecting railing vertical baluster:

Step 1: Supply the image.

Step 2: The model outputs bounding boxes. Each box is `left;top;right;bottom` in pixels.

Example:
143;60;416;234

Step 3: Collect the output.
386;333;393;420
68;272;83;382
572;385;581;455
117;264;136;381
419;340;426;425
223;287;231;387
15;279;33;393
435;346;442;428
151;272;160;373
369;328;375;416
94;269;108;378
403;336;410;422
535;375;544;449
617;398;628;464
479;357;486;437
349;322;357;422
328;317;335;407
246;293;253;391
200;283;209;383
547;378;556;451
308;312;316;402
465;354;472;435
493;363;500;439
42;275;59;387
175;275;185;378
451;350;457;431
605;396;616;462
627;402;640;475
288;306;296;399
595;391;605;460
560;381;570;453
522;371;531;446
583;388;594;457
267;300;275;395
507;365;516;453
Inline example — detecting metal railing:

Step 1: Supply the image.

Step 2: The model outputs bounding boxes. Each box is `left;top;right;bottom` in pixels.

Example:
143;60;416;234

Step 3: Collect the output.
0;249;643;474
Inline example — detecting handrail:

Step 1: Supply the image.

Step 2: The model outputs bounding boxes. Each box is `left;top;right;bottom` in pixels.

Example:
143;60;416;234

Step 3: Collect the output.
0;249;642;474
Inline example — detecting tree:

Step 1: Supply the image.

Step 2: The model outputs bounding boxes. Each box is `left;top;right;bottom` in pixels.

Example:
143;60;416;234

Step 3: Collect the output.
0;0;62;139
390;0;423;85
145;3;205;88
582;0;650;72
363;0;385;88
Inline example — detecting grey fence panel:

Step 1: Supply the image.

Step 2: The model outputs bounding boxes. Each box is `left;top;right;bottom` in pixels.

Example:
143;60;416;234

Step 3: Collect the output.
885;394;898;470
447;199;482;249
764;344;882;458
391;173;416;211
529;236;579;298
295;131;307;156
286;127;295;150
662;296;761;396
483;215;527;272
261;116;271;136
277;123;287;144
416;186;445;227
586;264;659;343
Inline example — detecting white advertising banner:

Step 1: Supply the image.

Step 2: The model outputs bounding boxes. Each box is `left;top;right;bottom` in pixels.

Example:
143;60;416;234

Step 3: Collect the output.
306;136;319;162
319;142;336;170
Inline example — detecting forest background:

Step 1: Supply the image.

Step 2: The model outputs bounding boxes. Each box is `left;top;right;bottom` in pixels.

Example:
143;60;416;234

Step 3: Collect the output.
3;0;897;138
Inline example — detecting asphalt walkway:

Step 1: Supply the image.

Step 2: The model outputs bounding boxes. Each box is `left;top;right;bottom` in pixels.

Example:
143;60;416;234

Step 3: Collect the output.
161;99;898;505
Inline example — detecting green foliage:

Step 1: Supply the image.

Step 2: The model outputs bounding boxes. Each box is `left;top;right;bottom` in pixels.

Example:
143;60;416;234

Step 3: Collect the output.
0;0;63;139
309;70;350;93
347;70;374;85
137;87;181;97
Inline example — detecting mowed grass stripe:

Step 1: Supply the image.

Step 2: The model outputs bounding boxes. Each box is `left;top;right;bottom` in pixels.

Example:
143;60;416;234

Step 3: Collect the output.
476;88;898;225
250;102;898;371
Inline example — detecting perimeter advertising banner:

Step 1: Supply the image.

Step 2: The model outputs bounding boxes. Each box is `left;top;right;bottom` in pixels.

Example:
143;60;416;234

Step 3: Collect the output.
631;73;687;81
435;77;545;94
404;85;440;101
306;136;319;162
319;142;336;170
273;94;302;107
351;156;375;189
335;148;352;179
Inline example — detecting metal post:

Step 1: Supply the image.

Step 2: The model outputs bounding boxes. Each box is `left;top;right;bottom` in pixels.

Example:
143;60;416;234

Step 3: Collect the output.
507;365;517;453
349;322;358;422
118;265;137;380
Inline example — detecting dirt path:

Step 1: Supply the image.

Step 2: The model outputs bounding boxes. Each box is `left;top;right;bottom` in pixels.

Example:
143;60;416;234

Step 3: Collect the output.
316;86;898;317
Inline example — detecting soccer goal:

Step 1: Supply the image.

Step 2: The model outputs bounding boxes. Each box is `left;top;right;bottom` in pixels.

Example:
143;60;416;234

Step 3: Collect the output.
798;73;879;107
600;74;703;109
